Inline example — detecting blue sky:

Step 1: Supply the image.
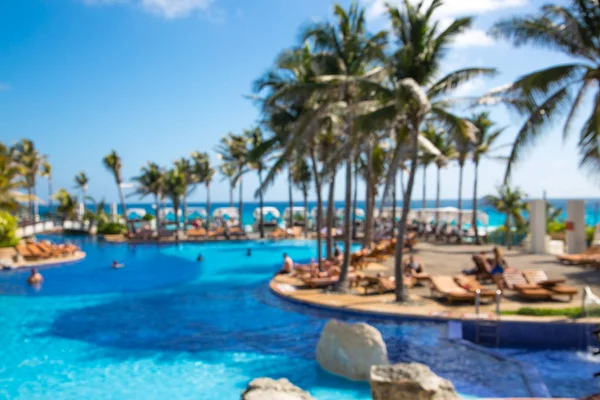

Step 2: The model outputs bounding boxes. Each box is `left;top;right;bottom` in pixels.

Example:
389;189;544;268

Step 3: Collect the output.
0;0;595;204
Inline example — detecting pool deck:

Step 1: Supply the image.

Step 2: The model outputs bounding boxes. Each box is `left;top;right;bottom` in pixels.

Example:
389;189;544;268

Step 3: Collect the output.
270;240;600;324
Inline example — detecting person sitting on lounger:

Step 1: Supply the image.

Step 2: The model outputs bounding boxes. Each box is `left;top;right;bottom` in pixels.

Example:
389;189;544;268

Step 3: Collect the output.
112;260;125;269
403;255;424;277
27;268;43;285
276;253;294;275
490;247;505;291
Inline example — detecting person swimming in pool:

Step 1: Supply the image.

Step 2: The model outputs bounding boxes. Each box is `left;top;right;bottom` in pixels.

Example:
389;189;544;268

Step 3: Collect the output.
197;254;203;262
247;248;252;257
112;260;125;269
26;268;43;285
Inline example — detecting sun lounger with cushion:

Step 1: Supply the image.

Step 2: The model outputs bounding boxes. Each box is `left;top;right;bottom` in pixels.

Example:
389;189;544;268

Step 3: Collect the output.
502;270;554;301
429;276;476;304
453;275;496;299
556;246;600;265
522;269;578;300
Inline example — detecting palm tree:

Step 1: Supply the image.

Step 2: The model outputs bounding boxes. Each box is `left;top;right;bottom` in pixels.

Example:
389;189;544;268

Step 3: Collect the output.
219;163;237;207
454;133;471;230
292;155;311;238
301;1;387;288
40;160;53;217
53;189;78;219
425;129;456;223
489;0;600;181
470;112;506;244
13;139;43;220
163;167;186;240
174;157;193;233
216;133;247;224
247;127;269;238
102;150;129;230
420;125;439;215
131;162;164;233
0;143;22;212
191;152;215;230
74;172;89;216
484;185;527;249
361;0;495;301
318;126;341;259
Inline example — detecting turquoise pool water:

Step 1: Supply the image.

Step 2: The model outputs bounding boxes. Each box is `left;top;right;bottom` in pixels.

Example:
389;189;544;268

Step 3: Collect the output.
0;237;596;399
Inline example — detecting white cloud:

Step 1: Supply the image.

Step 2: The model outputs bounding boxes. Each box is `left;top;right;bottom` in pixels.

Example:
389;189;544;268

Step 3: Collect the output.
80;0;214;19
452;29;494;47
0;83;10;91
363;0;528;21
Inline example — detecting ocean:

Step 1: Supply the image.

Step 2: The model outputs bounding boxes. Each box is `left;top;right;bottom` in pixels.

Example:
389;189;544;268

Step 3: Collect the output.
37;198;600;228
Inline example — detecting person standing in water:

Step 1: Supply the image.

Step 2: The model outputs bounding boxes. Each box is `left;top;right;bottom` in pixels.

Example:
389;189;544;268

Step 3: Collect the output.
27;268;43;285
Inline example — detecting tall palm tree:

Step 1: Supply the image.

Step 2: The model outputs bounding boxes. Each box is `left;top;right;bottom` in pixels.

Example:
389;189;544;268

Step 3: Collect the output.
191;152;215;230
489;0;600;181
420;125;439;214
470;112;506;244
13;139;43;220
163;167;186;241
174;157;193;233
247;127;271;238
484;185;527;249
362;0;495;301
292;155;312;238
53;189;78;220
0;143;22;212
302;1;387;288
219;162;237;207
102;150;129;230
318;126;341;259
40;160;53;217
216;133;247;224
131;162;164;233
74;171;89;216
454;133;471;230
429;130;456;222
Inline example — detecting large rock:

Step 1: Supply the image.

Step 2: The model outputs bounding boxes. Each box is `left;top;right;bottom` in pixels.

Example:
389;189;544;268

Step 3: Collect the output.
370;363;461;400
241;378;314;400
316;319;388;381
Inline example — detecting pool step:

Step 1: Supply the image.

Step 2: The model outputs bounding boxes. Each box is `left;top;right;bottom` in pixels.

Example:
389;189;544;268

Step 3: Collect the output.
475;320;500;347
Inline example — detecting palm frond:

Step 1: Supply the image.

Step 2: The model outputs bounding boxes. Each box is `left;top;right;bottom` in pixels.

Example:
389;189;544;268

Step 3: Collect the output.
428;68;498;99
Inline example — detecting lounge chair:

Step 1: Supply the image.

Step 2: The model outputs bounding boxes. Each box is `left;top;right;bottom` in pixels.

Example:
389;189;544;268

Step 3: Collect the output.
187;228;207;239
15;244;35;260
350;251;367;270
502;270;554;301
26;243;51;259
522;269;578;301
471;255;493;282
358;275;413;295
207;227;226;239
227;226;246;239
290;226;303;238
37;241;63;257
429;276;477;304
301;272;357;289
556;247;600;265
453;275;496;299
270;227;288;239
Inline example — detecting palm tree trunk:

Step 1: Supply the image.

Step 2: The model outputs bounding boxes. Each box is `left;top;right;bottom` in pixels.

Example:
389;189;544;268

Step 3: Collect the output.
392;178;397;233
457;162;464;231
352;161;358;240
326;172;336;260
117;182;129;231
309;147;322;271
288;167;294;228
505;214;512;249
48;175;53;218
395;130;420;302
435;165;441;223
303;188;309;238
473;160;480;245
336;151;353;290
154;194;161;238
258;168;265;239
422;164;427;216
182;190;188;233
364;143;373;248
28;186;34;221
238;175;243;228
206;183;211;231
173;199;180;241
229;181;233;207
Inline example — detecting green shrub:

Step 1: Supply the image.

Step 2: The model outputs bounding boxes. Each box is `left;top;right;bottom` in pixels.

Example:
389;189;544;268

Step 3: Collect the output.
586;226;595;246
97;222;127;235
0;211;19;248
501;307;600;318
547;221;566;234
142;214;154;221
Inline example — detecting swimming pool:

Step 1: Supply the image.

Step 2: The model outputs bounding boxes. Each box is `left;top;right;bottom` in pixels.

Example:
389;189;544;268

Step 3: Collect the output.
0;237;596;399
